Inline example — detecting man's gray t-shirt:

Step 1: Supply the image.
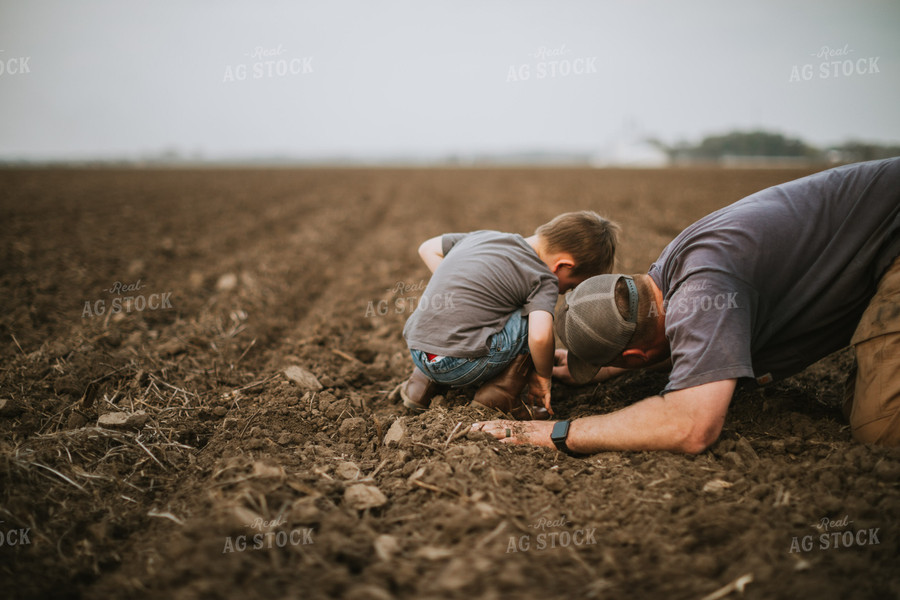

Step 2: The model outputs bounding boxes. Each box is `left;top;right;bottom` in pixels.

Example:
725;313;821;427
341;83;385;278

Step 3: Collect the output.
403;231;559;358
647;157;900;393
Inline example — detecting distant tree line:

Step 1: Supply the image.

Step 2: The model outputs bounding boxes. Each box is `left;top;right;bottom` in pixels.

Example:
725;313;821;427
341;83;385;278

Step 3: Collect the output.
650;131;900;164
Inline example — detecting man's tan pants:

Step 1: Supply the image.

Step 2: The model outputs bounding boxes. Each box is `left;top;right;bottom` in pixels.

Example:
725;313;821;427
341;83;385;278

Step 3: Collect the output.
845;255;900;445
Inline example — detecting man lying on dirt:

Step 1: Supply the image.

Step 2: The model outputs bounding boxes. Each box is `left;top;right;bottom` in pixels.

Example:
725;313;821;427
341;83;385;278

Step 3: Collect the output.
472;157;900;454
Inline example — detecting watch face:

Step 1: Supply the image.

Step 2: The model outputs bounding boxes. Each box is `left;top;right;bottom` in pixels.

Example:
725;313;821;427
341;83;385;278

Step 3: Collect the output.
551;420;570;441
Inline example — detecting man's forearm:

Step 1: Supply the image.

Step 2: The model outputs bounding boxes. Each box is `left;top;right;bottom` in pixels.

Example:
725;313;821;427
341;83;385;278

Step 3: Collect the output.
564;380;735;454
565;396;698;453
472;380;735;455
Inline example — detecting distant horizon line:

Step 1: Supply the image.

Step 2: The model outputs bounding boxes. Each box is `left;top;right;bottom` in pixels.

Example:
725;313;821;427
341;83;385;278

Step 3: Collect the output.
0;155;852;170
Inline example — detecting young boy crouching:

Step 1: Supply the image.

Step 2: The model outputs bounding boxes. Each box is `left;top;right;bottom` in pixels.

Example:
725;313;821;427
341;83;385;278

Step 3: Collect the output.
401;211;618;418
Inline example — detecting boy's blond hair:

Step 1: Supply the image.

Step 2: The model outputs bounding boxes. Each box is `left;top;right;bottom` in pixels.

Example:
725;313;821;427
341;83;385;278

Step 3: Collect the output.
536;210;619;277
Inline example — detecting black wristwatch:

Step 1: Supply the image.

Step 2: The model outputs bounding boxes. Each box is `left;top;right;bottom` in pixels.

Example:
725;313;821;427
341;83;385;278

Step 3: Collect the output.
550;420;577;456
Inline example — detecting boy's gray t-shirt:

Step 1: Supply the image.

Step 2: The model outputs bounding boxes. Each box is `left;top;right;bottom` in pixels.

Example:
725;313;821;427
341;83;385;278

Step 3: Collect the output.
647;157;900;393
403;230;559;358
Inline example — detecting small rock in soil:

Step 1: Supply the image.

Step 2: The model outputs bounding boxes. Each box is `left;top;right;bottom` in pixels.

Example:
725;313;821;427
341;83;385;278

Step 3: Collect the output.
721;451;745;470
216;273;238;291
339;417;367;442
335;461;361;480
97;410;149;430
702;479;733;493
542;472;566;493
383;418;406;447
67;411;90;429
251;461;285;479
344;585;393;600
283;366;323;391
784;436;804;454
290;498;322;525
158;338;186;357
419;461;453;486
344;483;388;510
373;533;401;561
414;546;454;561
46;341;70;359
322;397;350;420
734;436;759;464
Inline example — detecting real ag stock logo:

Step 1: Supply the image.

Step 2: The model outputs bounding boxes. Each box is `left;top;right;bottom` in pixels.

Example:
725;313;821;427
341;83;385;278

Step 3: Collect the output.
506;514;597;553
506;44;598;83
0;49;31;77
222;515;314;553
788;44;880;83
0;521;31;548
82;280;174;318
788;514;881;553
223;44;314;83
364;279;455;318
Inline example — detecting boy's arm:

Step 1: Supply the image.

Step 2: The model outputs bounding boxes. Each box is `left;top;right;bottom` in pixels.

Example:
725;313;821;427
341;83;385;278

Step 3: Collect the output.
418;236;445;273
527;310;555;413
527;310;555;377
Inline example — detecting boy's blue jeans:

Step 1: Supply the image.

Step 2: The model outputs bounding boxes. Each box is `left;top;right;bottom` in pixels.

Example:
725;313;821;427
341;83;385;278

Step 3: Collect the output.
410;310;529;388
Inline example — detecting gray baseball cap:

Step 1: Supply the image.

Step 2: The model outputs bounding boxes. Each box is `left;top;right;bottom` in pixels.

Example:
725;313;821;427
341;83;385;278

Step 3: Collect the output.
555;274;639;384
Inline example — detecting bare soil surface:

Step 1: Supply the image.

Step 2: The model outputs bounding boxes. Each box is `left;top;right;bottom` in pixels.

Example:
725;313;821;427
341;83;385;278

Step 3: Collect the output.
1;167;898;600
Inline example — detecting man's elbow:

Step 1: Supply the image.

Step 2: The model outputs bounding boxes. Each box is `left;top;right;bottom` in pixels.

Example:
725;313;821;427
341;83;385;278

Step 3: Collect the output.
676;418;723;455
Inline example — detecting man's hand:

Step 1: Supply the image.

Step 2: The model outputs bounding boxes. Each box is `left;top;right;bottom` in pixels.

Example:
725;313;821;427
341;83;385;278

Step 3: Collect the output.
552;348;581;385
470;419;556;449
552;349;627;385
526;371;553;415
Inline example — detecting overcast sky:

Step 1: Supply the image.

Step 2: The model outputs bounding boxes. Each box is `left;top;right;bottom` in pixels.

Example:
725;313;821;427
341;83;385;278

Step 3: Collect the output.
0;0;898;161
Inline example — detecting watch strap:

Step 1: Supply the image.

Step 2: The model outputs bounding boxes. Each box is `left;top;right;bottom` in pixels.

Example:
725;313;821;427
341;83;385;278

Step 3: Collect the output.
551;420;577;456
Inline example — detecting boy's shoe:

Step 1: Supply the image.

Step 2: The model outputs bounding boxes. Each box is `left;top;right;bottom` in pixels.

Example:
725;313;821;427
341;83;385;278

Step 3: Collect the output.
400;367;446;413
472;354;550;420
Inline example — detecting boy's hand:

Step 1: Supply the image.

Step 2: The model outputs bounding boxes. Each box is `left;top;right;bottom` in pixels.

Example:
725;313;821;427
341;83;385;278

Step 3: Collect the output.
527;371;553;415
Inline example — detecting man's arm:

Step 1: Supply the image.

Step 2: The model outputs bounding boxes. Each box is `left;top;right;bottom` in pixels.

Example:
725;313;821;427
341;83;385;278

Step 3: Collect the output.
472;378;735;454
526;310;554;413
418;236;444;273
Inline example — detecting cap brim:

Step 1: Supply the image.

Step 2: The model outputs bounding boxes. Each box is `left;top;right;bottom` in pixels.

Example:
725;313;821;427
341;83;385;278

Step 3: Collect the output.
565;352;603;385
